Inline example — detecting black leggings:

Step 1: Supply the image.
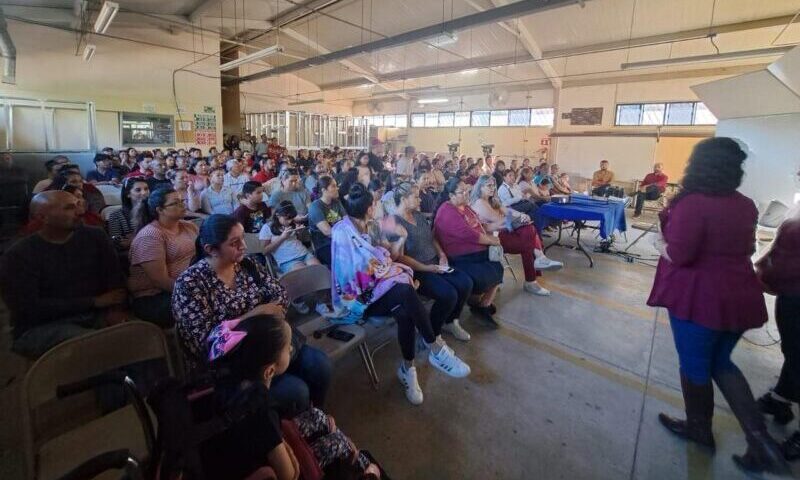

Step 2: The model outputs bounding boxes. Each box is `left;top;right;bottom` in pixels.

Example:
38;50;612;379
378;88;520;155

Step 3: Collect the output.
364;284;437;361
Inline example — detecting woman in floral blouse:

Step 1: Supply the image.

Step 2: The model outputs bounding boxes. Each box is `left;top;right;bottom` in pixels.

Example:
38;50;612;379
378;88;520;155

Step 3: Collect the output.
173;214;332;416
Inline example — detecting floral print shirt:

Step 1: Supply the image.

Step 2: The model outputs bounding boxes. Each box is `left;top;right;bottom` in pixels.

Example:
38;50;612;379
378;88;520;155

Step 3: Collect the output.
172;258;288;366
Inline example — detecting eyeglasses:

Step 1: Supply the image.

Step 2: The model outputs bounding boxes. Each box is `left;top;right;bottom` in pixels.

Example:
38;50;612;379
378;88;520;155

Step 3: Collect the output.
163;201;185;208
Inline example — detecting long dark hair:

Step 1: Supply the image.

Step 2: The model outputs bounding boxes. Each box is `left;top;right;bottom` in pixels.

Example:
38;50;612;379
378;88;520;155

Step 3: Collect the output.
313;175;335;199
672;137;747;207
194;214;241;263
270;201;298;235
343;183;373;219
211;315;289;381
436;177;462;214
121;177;149;213
134;186;175;232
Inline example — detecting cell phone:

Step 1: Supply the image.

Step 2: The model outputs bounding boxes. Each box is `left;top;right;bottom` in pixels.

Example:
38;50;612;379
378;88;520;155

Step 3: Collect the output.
327;328;355;342
441;266;454;273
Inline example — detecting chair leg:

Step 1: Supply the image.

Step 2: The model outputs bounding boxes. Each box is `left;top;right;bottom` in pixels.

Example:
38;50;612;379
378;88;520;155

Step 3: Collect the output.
358;343;380;390
503;254;518;282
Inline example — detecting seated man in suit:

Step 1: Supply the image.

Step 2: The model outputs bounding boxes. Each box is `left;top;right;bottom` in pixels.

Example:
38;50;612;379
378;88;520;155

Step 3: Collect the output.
632;163;668;217
0;191;127;358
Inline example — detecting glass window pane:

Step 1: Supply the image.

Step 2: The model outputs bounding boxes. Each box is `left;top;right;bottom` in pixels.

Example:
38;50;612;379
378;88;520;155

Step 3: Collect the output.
424;112;438;127
472;110;490;126
641;103;665;125
438;112;454;127
616;104;642;125
395;114;407;128
508;109;531;126
383;115;395;127
454;111;470;127
665;103;694;125
530;108;554;127
372;115;384;127
353;117;362;126
490;110;509;126
693;102;717;125
411;113;425;127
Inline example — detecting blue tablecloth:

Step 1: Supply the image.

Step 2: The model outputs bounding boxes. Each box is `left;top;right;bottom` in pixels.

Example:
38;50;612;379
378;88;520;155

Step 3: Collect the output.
534;194;627;239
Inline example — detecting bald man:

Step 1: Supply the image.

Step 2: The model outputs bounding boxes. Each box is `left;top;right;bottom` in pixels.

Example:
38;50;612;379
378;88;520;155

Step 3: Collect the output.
0;191;126;358
633;163;669;217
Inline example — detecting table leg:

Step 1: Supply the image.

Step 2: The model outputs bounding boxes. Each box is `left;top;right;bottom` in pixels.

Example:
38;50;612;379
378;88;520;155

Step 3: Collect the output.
544;222;564;253
574;223;594;268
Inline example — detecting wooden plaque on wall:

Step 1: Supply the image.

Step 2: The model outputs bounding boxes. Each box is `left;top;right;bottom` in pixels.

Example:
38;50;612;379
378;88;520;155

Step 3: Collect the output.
569;107;603;125
176;120;195;143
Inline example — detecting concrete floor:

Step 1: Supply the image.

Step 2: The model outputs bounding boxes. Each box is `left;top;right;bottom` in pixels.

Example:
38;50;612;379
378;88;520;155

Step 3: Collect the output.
1;212;798;479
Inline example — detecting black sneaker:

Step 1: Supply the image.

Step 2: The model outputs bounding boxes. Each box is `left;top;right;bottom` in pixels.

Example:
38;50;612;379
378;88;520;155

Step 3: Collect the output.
784;431;800;462
757;393;795;425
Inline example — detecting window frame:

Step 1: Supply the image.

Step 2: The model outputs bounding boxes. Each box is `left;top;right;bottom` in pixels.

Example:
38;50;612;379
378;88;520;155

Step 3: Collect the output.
615;101;716;126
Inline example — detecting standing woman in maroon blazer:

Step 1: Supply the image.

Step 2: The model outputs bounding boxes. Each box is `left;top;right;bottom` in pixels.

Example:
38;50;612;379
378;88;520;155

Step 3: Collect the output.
648;137;789;474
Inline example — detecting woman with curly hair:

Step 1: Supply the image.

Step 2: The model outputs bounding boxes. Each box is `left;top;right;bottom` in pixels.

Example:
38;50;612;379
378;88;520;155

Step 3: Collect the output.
650;137;789;474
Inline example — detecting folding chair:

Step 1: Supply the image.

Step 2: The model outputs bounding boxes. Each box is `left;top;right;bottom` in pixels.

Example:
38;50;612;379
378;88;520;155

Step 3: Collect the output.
20;321;173;480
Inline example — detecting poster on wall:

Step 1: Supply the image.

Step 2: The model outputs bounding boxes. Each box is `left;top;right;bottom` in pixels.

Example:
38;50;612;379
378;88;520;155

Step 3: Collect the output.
193;113;217;146
568;107;603;125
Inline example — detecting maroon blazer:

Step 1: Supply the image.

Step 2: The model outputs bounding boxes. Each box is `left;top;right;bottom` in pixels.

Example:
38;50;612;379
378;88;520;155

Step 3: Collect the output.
647;192;767;332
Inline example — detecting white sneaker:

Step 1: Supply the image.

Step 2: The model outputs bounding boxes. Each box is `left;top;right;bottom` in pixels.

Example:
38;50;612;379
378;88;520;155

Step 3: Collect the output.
428;345;471;378
292;300;310;314
397;365;424;405
442;319;471;342
314;302;333;317
524;281;551;296
534;256;564;271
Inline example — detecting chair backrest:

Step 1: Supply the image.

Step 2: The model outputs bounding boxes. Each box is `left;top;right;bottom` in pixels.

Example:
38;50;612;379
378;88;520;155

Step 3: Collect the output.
244;232;264;255
278;264;332;303
96;184;123;206
100;204;122;222
20;321;173;479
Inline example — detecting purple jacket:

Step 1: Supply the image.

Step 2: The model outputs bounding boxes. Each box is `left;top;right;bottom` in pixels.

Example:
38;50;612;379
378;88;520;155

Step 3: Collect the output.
647;192;767;332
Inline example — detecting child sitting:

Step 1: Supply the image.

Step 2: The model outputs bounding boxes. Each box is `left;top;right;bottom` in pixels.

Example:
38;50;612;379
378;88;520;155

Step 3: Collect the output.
234;180;272;234
204;315;381;480
260;200;320;275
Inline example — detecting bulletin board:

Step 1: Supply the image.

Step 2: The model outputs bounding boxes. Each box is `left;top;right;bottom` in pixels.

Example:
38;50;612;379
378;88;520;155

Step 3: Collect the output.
194;113;217;146
176;120;195;143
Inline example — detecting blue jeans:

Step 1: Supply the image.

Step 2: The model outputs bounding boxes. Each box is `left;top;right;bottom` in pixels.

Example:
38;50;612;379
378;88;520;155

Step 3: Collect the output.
270;344;332;417
669;313;742;384
416;268;474;332
13;313;103;359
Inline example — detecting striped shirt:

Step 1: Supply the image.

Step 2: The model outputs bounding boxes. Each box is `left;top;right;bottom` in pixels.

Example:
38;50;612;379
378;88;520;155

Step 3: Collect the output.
128;220;199;298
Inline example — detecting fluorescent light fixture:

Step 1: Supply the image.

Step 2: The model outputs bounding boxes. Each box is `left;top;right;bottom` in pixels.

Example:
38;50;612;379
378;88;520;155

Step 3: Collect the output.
82;44;96;62
288;98;324;106
93;1;119;34
621;46;793;70
460;68;478;75
417;98;449;104
220;45;284;71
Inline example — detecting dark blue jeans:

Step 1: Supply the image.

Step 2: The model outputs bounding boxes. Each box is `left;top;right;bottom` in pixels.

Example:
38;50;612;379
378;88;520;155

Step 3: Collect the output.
270;344;332;418
669;313;742;384
416;268;474;333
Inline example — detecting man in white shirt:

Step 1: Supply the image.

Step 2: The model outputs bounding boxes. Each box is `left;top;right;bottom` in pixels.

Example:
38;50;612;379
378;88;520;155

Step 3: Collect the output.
223;159;250;195
395;145;416;179
255;134;268;157
497;169;538;218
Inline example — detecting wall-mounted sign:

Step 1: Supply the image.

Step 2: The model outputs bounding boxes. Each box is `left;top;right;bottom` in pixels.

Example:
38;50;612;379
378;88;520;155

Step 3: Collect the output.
142;103;156;113
203;106;215;114
194;113;217;146
568;107;603;125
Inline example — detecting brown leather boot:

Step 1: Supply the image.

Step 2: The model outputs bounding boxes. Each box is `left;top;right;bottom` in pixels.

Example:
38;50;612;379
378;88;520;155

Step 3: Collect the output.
658;374;716;450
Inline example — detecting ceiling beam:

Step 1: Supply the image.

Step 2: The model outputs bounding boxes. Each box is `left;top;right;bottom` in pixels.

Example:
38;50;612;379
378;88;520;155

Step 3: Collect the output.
229;0;585;85
561;63;769;88
542;14;800;59
352;79;553;106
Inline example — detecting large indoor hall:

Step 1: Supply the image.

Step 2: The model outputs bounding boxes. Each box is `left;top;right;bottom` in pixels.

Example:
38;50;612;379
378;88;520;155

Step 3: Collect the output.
0;0;799;479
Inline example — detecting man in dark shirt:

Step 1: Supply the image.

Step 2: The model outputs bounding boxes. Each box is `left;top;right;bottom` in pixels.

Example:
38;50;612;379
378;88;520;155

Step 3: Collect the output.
86;153;121;185
0;191;127;358
632;162;669;217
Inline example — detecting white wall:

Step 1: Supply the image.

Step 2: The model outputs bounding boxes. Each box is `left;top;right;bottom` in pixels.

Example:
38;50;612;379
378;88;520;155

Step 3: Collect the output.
716;114;800;209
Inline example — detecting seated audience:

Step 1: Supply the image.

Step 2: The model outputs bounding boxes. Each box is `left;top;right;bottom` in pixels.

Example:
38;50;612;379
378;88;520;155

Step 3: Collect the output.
201;315;382;480
307;176;346;266
304;162;327;195
0;191;126;358
234;181;272;234
124;154;151;179
251;156;277;183
591;159;615;196
497;168;538;218
60;185;104;228
433;179;504;324
32;156;69;193
108;177;150;251
393;182;473;342
201;167;237;215
331;184;471;405
224;159;250;194
464;163;480;185
492;160;507;187
147;158;172;191
417;171;439;214
260;200;320;276
268;169;311;217
632;162;668;217
548;164;571;194
50;168;107;214
171;169;203;215
86;153;121;185
470;175;563;296
173;214;331;415
128;187;199;327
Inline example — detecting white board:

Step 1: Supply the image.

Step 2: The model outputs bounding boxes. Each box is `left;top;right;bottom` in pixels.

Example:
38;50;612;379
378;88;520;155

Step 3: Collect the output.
555;136;656;182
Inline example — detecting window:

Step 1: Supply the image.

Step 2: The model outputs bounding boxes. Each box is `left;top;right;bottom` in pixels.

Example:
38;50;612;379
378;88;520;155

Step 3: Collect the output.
665;103;694;125
423;112;437;127
490;110;509;126
615;101;716;126
371;115;384;127
121;112;174;147
530;108;555;127
615;104;642;126
411;113;425;127
454;111;471;127
383;115;396;127
641;103;665;125
471;110;490;126
353;117;363;126
509;109;531;126
438;112;454;127
395;114;408;128
694;102;717;125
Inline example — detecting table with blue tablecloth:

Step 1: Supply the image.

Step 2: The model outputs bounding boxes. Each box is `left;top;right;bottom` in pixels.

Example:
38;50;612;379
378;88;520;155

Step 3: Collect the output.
534;194;628;267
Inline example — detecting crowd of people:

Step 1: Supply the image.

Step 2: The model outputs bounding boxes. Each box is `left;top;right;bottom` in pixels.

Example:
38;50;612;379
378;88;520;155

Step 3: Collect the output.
0;135;797;477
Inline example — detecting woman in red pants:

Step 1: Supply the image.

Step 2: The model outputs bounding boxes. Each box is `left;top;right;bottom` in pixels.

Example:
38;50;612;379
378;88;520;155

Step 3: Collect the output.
470;175;563;295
